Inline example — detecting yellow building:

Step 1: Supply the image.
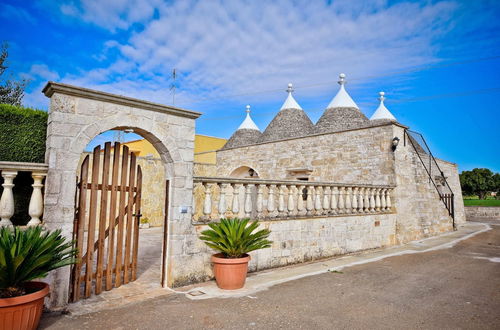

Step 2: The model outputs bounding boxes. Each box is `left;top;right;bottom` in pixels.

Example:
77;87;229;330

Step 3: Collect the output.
121;134;227;164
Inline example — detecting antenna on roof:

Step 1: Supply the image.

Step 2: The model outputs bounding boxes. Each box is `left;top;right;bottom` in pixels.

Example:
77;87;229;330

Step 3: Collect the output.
169;68;177;106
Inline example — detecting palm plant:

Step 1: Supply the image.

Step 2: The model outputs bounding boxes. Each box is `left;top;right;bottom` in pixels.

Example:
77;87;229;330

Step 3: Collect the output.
199;218;272;258
0;226;77;298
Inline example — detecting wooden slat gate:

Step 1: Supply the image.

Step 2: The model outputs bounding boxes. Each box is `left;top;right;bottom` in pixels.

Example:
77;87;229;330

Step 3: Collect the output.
71;141;143;302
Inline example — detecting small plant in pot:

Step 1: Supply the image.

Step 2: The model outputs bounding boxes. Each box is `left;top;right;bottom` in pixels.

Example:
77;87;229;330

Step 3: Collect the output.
199;218;272;290
0;226;76;330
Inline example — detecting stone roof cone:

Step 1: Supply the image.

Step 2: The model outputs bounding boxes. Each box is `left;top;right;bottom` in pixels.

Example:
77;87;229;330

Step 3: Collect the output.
223;105;262;149
260;83;314;142
369;92;396;122
315;73;369;133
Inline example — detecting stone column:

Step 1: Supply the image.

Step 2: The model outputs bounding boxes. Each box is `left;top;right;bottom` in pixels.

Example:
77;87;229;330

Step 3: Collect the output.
0;171;17;227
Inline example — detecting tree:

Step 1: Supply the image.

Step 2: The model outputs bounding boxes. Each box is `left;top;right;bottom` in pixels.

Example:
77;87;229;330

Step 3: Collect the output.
459;168;498;199
0;43;29;106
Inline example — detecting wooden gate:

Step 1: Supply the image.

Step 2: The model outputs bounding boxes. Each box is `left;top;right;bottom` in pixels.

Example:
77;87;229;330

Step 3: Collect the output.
71;141;143;302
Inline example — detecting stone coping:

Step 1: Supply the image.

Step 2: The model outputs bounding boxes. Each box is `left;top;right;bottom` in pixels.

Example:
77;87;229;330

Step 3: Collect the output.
192;211;397;225
218;121;408;152
464;205;500;208
0;161;48;172
194;176;396;188
42;81;202;119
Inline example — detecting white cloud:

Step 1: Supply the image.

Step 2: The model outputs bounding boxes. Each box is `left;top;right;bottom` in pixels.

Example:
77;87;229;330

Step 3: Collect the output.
22;0;469;114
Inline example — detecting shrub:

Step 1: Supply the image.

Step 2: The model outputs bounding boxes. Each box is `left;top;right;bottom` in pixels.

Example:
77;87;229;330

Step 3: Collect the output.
0;103;48;163
0;226;76;298
199;218;272;258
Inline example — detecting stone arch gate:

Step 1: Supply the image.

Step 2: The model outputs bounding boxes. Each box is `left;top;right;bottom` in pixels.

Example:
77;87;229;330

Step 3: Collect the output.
42;82;201;308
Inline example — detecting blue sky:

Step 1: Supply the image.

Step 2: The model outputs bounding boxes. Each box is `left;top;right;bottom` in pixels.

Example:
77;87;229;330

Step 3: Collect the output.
1;0;499;172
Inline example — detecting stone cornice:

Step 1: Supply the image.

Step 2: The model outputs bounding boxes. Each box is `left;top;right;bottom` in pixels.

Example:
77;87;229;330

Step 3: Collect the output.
42;81;202;119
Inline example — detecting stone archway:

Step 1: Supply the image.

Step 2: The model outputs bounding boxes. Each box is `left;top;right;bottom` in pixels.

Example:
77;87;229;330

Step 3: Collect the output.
42;82;201;308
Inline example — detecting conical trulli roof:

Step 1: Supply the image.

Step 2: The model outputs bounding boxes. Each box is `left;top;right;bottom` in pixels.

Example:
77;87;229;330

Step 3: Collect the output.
259;84;314;143
223;105;262;149
315;73;369;133
370;92;397;123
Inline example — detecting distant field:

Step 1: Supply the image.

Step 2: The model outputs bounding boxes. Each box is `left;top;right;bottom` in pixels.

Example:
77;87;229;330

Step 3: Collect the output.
463;199;500;206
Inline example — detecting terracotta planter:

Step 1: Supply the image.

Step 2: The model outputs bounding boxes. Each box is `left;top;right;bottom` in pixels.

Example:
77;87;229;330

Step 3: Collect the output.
0;282;49;330
211;253;251;290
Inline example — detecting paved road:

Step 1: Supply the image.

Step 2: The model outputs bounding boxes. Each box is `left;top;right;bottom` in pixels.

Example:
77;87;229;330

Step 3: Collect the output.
41;224;500;330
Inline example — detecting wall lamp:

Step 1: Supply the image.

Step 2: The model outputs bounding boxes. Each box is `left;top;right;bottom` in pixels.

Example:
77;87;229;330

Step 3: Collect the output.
392;137;400;151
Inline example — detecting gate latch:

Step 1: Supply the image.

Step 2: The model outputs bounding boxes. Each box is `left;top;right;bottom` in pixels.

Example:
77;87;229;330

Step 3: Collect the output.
133;213;143;218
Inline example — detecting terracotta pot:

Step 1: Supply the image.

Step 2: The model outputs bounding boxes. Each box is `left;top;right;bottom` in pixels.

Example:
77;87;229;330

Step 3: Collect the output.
211;253;251;290
0;282;49;330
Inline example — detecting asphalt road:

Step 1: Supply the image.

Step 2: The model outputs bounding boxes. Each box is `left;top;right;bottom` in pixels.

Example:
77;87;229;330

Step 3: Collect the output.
41;224;500;330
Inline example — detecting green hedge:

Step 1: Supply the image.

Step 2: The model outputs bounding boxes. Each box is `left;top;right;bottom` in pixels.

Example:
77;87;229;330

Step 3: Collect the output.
0;103;48;163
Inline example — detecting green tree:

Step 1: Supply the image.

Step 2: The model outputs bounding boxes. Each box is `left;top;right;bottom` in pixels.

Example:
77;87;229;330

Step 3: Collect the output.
0;43;29;106
460;168;497;199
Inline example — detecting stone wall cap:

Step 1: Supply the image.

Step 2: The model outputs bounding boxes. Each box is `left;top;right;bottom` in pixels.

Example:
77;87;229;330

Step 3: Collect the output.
0;161;48;172
42;81;202;119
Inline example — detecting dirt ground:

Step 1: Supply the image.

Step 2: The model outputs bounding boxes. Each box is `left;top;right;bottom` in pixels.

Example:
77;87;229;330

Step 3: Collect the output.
40;224;500;330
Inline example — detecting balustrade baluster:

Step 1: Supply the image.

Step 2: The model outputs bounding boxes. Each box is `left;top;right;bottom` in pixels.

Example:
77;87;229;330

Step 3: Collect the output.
218;183;227;218
0;171;17;227
306;186;314;216
232;183;241;215
386;189;392;211
27;172;47;226
244;184;253;217
345;187;352;213
323;186;331;215
380;189;387;212
267;184;276;217
287;185;296;217
203;183;212;221
364;188;370;213
352;187;358;213
278;185;286;217
338;187;345;214
358;187;365;213
331;186;338;214
297;185;305;216
375;188;381;212
256;184;264;218
370;188;376;213
314;186;322;215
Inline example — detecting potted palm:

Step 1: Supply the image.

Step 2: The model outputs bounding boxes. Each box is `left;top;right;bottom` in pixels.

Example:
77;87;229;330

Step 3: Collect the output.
199;218;272;290
0;226;76;330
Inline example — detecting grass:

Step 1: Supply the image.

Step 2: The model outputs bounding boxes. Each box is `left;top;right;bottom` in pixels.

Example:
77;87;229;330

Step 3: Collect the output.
463;199;500;206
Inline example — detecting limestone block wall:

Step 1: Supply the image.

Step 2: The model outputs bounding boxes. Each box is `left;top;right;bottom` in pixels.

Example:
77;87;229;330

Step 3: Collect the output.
465;206;500;220
193;163;217;177
172;213;397;286
216;124;395;185
392;125;453;243
435;159;466;225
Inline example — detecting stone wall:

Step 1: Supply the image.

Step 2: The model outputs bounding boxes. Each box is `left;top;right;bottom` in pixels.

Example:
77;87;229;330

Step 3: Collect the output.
436;158;466;225
465;206;500;221
392;125;453;243
173;213;397;286
193;163;217;177
217;124;395;185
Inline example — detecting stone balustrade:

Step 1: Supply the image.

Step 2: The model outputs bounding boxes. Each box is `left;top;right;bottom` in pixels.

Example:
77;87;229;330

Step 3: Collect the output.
193;177;395;223
0;161;48;227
